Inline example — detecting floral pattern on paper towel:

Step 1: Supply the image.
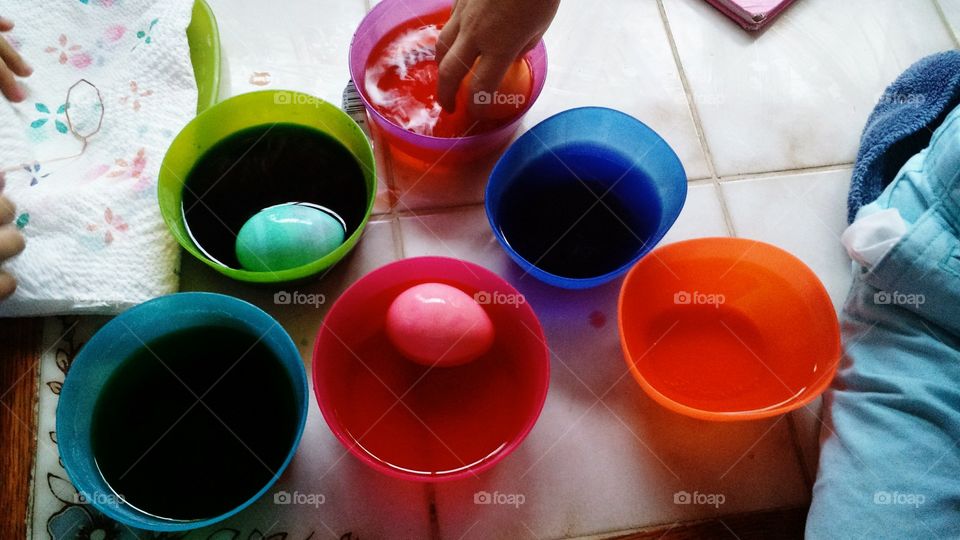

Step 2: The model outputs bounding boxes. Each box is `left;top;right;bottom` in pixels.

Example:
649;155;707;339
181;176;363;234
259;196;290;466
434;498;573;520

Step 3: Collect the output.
120;81;152;111
82;148;151;190
44;34;92;68
87;25;128;67
132;18;159;50
107;148;153;191
86;207;128;245
23;162;51;186
30;101;70;141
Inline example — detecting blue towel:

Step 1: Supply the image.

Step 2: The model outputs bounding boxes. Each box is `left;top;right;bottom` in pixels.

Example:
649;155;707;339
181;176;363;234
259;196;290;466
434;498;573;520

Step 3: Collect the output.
847;50;960;223
808;94;960;539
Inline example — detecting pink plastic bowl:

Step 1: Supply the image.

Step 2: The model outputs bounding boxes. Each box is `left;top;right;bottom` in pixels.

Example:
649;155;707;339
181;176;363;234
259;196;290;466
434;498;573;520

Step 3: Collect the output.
313;257;550;482
348;0;548;163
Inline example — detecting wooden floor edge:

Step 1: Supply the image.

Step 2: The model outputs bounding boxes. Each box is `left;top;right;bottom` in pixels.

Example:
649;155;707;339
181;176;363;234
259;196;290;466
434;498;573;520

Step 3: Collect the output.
0;318;44;539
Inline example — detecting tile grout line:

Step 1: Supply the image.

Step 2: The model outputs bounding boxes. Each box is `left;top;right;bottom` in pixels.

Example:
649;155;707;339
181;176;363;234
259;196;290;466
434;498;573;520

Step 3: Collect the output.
392;214;406;260
712;182;737;238
656;0;818;490
933;0;960;47
365;116;408;257
385;177;717;221
383;177;720;222
784;413;815;492
367;100;432;531
655;0;737;238
718;162;855;183
426;483;442;540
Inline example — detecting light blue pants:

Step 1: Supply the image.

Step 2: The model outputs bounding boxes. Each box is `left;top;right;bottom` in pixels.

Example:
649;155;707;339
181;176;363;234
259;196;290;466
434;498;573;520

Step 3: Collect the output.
807;105;960;538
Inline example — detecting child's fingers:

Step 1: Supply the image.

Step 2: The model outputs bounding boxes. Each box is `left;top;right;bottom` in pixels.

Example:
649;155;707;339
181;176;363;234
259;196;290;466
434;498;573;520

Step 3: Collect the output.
0;196;15;226
522;32;546;54
0;36;31;77
0;18;13;32
0;224;25;260
436;14;459;66
437;39;478;113
0;63;24;102
0;271;15;301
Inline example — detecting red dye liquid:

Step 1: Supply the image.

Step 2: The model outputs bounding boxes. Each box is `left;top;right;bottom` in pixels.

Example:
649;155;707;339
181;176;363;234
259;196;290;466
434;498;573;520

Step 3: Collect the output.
321;281;546;478
363;9;532;138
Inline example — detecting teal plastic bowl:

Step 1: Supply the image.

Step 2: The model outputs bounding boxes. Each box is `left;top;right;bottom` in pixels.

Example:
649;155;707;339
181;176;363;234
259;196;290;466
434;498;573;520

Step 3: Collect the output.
56;293;309;532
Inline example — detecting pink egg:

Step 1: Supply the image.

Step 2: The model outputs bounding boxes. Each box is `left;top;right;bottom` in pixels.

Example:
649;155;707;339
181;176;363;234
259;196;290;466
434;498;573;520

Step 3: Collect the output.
385;283;495;367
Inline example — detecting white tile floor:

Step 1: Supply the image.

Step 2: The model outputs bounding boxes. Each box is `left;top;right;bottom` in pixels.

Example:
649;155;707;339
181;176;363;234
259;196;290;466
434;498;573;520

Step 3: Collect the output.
663;0;955;177
938;0;960;43
35;0;956;538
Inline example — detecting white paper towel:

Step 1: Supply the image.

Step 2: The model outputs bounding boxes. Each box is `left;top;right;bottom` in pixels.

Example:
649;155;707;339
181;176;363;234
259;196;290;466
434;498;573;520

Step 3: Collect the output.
0;0;198;317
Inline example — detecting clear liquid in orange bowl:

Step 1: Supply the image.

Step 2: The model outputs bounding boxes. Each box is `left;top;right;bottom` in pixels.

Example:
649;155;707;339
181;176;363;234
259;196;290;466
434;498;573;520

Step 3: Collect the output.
363;8;533;138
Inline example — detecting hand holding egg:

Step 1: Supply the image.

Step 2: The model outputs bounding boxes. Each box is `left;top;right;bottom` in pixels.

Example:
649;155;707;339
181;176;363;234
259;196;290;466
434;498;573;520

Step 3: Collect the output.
456;58;533;121
434;0;559;113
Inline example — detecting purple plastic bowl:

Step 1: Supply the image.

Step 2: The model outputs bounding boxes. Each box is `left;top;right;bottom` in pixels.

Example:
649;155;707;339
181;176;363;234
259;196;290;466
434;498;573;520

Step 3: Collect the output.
348;0;548;163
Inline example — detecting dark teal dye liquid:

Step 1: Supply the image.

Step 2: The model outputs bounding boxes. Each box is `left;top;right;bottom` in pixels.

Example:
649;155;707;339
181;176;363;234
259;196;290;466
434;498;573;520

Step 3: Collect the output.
182;123;368;268
91;326;299;521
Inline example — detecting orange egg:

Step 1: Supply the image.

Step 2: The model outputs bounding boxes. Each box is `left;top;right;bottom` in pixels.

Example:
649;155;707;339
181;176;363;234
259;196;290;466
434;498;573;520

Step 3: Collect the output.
456;58;533;122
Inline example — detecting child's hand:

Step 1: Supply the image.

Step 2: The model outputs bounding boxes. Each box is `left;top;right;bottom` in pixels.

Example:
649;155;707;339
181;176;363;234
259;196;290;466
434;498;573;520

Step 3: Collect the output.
0;17;32;102
0;174;25;300
436;0;559;113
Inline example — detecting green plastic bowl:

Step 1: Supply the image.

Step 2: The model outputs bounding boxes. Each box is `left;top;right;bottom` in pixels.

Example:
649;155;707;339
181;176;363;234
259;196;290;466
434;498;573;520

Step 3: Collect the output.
158;90;377;284
188;0;221;113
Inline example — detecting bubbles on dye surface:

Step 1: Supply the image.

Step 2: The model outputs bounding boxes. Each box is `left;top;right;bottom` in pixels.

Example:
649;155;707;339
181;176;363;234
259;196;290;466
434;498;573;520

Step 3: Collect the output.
364;25;444;136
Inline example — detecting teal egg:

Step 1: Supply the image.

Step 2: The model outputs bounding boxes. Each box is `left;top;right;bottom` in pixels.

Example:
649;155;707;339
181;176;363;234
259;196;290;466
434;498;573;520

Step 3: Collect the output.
235;203;346;272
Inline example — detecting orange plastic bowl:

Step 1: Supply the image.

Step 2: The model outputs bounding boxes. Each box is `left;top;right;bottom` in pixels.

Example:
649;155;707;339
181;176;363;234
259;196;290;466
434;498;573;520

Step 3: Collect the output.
618;238;841;421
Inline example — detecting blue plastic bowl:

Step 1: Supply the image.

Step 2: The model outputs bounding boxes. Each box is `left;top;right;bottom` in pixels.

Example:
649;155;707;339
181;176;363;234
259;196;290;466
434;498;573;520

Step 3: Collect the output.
486;107;687;289
56;293;308;532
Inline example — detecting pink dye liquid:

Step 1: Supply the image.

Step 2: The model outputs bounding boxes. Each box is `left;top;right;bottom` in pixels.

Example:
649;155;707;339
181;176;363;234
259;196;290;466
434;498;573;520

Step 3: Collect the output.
323;281;545;478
